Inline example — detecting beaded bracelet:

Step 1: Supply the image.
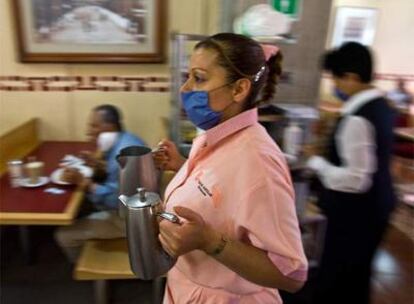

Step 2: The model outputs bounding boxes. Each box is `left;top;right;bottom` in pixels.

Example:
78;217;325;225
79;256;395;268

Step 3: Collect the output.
211;235;228;256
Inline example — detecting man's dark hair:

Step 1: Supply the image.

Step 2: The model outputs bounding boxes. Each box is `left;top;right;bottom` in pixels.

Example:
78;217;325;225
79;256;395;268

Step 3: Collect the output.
322;42;373;83
94;104;123;131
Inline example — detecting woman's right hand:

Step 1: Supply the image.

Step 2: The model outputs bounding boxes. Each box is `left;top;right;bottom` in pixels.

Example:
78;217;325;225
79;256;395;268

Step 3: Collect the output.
153;139;185;171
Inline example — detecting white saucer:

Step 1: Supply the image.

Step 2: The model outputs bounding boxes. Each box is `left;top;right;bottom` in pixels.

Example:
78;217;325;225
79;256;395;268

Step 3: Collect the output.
50;169;71;185
20;176;50;188
50;165;93;185
60;154;84;166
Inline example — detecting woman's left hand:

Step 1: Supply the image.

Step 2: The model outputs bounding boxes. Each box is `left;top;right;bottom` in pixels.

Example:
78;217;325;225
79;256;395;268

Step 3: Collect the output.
158;206;215;258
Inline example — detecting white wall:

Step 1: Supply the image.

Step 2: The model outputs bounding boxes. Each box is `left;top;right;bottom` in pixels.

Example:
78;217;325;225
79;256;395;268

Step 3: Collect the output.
0;0;220;146
321;0;414;100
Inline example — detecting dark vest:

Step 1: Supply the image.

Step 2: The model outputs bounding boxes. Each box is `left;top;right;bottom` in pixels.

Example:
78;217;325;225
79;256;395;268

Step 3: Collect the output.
319;97;396;226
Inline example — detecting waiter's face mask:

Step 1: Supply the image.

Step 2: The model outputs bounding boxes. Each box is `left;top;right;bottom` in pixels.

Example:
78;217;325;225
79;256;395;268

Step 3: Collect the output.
332;75;352;102
333;87;350;101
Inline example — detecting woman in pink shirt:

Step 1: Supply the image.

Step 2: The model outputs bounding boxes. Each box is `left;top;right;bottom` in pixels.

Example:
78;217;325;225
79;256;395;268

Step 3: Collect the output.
154;33;307;303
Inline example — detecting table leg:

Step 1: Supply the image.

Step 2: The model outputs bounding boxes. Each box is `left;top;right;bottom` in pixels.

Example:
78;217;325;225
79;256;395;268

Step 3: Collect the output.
94;280;109;304
152;276;166;304
18;226;35;264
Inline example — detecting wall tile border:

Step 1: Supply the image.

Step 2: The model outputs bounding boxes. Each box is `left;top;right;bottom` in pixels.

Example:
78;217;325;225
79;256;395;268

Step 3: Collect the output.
0;75;170;92
1;73;412;92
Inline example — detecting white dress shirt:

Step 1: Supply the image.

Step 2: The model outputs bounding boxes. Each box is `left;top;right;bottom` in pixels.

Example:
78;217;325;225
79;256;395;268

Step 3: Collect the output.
307;89;385;193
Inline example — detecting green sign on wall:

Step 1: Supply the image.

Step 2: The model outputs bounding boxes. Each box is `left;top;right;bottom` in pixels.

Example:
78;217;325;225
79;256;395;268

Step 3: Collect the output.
271;0;301;19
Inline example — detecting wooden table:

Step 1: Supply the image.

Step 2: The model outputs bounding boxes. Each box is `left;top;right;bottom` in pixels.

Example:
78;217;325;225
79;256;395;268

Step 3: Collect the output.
394;127;414;142
0;141;92;225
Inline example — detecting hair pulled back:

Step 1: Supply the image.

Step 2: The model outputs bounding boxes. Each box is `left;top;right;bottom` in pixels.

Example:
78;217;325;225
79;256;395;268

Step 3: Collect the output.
194;33;283;109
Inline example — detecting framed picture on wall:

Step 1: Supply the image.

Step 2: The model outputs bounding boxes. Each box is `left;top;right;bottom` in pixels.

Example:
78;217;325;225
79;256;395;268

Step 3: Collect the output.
13;0;166;63
331;6;378;47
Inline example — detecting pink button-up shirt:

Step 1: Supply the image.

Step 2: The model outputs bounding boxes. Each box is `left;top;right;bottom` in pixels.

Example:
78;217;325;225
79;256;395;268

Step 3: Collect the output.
163;109;308;304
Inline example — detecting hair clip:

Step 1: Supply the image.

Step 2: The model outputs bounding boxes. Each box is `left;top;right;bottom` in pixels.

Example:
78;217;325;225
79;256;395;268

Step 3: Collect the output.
261;44;279;61
254;66;266;82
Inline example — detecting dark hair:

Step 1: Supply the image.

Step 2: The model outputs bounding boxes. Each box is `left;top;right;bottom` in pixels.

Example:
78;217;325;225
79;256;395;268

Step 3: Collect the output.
194;33;283;109
322;42;373;83
94;104;123;131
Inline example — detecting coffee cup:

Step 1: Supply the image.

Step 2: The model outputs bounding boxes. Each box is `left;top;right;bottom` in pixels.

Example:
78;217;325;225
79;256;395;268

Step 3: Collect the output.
25;161;44;184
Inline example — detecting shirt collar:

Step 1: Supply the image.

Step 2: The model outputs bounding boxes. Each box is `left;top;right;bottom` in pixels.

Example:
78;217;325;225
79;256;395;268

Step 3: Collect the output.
341;88;384;115
203;108;258;147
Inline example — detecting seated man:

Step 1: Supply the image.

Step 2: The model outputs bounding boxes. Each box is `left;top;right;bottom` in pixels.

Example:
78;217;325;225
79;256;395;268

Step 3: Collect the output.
387;78;412;111
55;104;146;262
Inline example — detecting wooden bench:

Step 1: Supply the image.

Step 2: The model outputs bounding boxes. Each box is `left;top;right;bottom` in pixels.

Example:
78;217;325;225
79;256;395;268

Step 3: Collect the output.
0;118;42;262
0;118;40;175
74;238;165;304
73;167;175;304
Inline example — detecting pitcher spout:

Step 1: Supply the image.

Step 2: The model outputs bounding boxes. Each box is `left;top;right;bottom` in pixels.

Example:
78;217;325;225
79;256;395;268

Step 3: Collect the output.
118;194;129;206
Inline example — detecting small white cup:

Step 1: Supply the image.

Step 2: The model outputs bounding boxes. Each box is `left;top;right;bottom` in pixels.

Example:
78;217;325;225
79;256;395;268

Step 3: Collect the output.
25;161;44;184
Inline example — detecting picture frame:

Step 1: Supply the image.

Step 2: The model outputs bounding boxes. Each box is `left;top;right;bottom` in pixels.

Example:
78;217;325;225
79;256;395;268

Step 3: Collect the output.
13;0;166;63
330;6;378;48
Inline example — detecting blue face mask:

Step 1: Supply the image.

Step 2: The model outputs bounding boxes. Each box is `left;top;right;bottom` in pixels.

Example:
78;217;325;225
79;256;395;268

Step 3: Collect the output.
333;87;350;101
181;83;232;130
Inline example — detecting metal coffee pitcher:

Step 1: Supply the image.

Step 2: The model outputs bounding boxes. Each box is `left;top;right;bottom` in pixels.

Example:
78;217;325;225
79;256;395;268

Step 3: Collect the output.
119;188;179;280
116;145;160;218
116;145;160;195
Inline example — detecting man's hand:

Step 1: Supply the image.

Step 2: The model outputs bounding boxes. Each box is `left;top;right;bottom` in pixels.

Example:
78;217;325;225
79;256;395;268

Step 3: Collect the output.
79;151;102;168
61;167;84;185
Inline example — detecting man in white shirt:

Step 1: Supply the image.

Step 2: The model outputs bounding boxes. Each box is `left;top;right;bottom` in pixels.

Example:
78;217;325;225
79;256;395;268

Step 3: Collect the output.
55;104;146;262
387;78;412;110
307;42;396;304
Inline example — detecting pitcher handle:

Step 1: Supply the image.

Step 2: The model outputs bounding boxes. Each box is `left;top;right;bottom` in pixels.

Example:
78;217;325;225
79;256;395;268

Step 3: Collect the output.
156;212;180;224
